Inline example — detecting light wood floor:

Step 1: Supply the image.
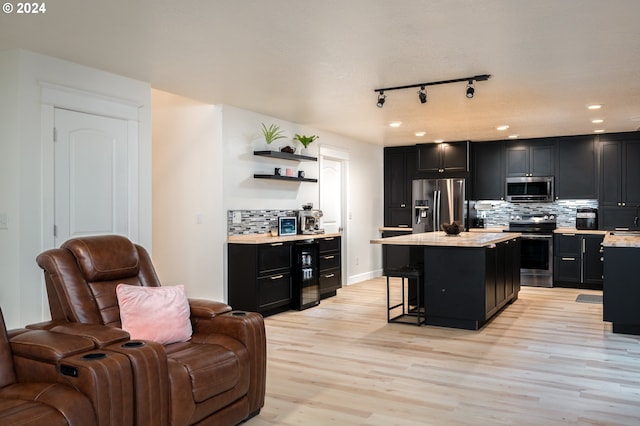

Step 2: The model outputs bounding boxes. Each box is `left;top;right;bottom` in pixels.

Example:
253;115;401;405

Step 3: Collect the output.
246;278;640;425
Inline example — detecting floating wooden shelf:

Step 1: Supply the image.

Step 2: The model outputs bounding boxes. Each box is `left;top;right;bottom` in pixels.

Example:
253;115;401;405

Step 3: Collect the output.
253;150;317;162
253;174;318;183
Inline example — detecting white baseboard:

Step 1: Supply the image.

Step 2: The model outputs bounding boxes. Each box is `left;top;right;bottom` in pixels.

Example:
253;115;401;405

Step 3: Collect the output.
346;269;383;285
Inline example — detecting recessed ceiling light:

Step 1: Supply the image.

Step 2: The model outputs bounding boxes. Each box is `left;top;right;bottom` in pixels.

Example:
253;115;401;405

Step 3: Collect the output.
508;134;519;139
389;121;402;128
415;131;426;137
592;119;604;124
594;129;605;133
587;104;602;110
496;125;510;131
434;139;444;143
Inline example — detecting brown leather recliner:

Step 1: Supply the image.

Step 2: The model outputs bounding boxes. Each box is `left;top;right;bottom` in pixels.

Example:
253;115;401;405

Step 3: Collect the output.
0;308;97;425
36;235;266;426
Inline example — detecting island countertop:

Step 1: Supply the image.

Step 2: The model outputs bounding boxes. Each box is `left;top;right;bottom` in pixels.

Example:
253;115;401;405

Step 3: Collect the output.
370;231;521;248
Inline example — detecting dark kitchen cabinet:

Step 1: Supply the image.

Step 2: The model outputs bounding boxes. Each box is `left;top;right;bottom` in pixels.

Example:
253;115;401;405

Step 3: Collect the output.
554;232;603;289
228;241;293;316
318;236;342;299
384;146;417;227
471;141;504;200
555;135;598;200
599;133;640;229
417;141;468;175
505;140;555;177
603;245;640;334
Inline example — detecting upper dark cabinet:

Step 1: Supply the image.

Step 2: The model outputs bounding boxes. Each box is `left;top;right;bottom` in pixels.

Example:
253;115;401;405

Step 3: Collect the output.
471;141;504;200
505;140;555;177
555;135;597;200
384;146;417;227
598;132;640;229
417;141;468;175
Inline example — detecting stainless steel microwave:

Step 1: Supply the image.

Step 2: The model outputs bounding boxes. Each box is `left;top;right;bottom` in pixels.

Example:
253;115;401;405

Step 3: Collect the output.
505;176;554;202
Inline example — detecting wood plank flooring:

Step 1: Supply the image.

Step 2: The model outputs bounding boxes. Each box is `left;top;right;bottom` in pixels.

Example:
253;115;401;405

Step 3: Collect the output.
246;278;640;425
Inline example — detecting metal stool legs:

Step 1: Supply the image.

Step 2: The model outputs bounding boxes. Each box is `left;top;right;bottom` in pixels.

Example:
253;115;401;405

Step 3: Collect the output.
385;267;425;326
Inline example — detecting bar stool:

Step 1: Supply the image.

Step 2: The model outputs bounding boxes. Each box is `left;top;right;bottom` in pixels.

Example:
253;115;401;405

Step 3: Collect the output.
384;265;425;326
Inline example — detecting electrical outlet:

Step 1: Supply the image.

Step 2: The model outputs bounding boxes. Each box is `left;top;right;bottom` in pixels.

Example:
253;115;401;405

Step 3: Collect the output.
232;211;242;224
0;213;7;230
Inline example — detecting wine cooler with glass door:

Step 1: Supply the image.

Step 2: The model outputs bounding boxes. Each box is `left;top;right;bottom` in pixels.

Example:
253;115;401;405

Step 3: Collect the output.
293;240;320;310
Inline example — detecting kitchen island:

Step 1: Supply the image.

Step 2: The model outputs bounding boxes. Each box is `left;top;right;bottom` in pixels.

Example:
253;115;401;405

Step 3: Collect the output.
371;231;521;330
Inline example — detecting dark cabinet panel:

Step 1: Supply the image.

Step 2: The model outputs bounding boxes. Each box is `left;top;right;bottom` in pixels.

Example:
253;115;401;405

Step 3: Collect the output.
555;135;598;199
318;236;342;298
505;140;555;177
471;141;504;200
603;246;640;334
384;146;416;227
554;233;603;289
417;142;468;175
598;133;640;230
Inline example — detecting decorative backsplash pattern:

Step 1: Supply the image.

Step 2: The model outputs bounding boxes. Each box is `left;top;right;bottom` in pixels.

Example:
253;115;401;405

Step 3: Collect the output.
228;210;297;235
472;199;599;227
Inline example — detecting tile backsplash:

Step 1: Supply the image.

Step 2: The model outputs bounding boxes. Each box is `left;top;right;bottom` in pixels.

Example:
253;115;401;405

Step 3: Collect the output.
228;210;297;235
471;199;598;228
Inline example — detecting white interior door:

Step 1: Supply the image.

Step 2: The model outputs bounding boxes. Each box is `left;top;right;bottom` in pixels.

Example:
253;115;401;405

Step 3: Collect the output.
320;157;342;234
54;108;129;246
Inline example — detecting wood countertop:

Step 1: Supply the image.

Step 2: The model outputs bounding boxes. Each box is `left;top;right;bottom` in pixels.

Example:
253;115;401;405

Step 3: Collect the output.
602;233;640;248
228;232;341;245
554;228;608;235
370;231;521;248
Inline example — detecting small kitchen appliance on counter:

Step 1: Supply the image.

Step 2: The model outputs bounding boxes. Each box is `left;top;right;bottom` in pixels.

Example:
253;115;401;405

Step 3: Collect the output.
297;203;324;234
576;207;598;230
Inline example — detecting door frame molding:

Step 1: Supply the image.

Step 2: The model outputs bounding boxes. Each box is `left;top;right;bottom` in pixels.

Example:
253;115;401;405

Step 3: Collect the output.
319;144;349;286
40;82;141;249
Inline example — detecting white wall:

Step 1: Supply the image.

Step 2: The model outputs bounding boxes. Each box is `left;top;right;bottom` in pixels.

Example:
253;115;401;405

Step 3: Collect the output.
151;90;226;300
0;49;152;329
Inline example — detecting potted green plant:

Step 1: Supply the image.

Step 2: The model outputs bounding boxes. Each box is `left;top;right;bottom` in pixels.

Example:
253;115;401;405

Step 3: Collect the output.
260;123;287;149
293;134;319;153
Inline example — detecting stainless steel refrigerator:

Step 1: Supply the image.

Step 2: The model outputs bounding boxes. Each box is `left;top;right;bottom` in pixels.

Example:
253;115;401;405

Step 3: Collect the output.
412;178;467;233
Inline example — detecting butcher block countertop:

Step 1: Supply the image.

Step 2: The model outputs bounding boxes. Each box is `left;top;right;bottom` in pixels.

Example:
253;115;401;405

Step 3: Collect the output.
602;233;640;248
228;232;341;245
370;231;521;248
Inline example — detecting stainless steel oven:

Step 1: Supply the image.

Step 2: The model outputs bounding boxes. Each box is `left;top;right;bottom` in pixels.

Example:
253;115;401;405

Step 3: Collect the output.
507;214;557;287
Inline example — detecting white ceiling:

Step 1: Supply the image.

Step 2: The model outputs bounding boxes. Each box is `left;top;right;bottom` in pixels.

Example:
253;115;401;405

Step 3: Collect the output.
2;0;640;146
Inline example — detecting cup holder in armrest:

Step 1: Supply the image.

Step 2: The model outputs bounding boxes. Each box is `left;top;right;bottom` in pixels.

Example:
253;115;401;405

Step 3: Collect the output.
122;341;145;348
231;311;247;316
81;352;107;360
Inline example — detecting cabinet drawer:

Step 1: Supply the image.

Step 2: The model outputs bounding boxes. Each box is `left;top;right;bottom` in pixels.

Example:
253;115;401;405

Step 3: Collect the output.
257;272;291;309
258;243;292;273
320;253;341;270
319;269;341;293
319;237;340;253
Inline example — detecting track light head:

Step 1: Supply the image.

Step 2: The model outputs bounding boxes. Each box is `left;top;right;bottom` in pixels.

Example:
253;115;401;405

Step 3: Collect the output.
418;86;427;104
466;80;475;98
376;91;386;108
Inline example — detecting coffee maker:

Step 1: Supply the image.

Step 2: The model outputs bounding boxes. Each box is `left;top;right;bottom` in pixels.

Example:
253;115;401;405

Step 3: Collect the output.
298;204;324;234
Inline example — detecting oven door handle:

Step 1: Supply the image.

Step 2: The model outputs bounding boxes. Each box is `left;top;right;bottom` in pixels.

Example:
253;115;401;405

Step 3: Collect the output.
519;234;553;240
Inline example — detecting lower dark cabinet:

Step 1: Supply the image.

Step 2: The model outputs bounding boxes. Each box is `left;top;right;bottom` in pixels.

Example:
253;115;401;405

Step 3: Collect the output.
603;246;640;334
318;236;342;299
554;233;603;289
228;242;293;316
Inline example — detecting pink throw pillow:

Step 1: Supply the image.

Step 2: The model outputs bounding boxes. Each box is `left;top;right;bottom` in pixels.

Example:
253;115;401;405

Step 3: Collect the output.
116;284;192;345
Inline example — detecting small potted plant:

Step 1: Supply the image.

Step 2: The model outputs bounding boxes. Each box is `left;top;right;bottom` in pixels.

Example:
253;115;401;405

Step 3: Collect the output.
293;134;319;154
260;123;287;150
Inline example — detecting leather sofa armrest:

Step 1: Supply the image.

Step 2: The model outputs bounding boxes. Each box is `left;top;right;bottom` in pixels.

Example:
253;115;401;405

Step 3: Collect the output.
25;320;69;330
50;323;130;348
188;298;232;319
10;330;96;362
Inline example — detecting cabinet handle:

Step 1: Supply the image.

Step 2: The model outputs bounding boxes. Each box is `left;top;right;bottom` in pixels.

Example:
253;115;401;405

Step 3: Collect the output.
561;257;576;261
400;203;406;208
324;237;334;241
270;274;284;280
600;257;604;262
323;255;335;260
270;242;283;247
562;233;576;236
582;239;586;254
324;273;335;278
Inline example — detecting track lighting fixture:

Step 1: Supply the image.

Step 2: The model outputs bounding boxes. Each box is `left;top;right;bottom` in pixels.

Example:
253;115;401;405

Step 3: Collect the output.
466;80;475;98
418;86;427;104
374;73;490;104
